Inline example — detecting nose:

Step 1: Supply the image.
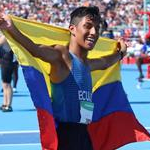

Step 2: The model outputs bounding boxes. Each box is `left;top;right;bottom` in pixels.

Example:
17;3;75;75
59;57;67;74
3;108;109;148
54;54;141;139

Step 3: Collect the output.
90;27;96;35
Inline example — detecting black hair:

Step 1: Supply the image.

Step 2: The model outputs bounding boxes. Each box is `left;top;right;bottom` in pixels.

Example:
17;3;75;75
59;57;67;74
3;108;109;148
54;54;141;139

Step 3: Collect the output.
70;6;102;25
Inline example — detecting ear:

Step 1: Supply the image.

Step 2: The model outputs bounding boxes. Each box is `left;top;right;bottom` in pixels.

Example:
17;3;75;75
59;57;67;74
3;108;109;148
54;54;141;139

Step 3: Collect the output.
69;24;76;36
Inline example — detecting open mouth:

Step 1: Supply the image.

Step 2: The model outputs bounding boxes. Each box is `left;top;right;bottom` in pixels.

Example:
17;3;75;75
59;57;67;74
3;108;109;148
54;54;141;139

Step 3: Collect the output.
86;37;96;47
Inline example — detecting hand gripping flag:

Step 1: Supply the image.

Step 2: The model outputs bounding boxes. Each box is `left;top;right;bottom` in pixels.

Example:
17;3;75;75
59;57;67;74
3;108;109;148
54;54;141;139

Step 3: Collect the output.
3;16;150;150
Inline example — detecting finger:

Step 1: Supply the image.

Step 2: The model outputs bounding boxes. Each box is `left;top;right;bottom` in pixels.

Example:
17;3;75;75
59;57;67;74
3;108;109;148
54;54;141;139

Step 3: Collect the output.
118;39;127;47
117;42;121;51
117;37;124;42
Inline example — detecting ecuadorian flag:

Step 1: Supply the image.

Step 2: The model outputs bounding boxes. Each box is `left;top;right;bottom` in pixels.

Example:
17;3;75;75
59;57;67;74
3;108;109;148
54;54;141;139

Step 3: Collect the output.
3;16;150;150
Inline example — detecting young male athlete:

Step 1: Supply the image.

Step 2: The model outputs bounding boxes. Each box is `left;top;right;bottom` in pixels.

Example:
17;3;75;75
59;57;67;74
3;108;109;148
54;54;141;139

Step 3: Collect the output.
0;6;127;150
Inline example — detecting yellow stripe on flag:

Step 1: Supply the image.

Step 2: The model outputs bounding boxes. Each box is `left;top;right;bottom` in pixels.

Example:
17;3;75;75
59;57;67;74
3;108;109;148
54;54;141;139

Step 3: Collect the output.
3;15;120;96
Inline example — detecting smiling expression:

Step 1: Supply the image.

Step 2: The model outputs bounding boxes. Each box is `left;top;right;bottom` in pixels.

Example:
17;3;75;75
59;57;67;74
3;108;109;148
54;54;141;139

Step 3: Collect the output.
69;15;100;51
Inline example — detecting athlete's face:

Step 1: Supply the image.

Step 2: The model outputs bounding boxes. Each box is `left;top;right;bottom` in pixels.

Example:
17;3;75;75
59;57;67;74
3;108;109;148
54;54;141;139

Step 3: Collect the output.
69;16;100;51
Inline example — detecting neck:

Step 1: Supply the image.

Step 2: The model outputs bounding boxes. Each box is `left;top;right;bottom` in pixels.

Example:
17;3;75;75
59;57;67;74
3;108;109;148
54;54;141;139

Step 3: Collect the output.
69;40;88;62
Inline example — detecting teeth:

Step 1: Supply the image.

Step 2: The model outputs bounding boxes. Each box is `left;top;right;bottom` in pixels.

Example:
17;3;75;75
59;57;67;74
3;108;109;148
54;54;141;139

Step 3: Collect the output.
87;38;95;42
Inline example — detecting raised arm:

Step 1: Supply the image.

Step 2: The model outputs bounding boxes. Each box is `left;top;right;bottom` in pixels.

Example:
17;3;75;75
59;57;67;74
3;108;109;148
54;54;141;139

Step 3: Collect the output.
0;14;62;64
88;39;127;71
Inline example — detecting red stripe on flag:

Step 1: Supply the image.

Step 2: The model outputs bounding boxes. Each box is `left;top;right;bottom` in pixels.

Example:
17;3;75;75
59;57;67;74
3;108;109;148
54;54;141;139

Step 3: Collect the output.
88;112;150;150
37;108;58;150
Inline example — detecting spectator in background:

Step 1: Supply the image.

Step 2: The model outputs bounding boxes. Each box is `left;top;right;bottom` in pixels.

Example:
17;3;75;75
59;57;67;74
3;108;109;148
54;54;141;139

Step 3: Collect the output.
126;38;143;64
101;29;114;39
0;35;19;93
0;0;144;39
0;35;19;92
0;35;14;112
135;37;150;82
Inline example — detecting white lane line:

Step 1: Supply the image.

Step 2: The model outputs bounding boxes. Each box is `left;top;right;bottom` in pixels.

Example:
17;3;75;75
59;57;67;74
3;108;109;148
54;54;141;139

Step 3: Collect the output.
0;143;40;147
146;127;150;130
0;130;39;134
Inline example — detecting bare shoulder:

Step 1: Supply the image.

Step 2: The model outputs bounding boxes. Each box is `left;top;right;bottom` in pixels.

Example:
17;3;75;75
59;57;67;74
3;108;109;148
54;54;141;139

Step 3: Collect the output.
53;44;70;60
53;44;68;53
37;44;70;66
53;44;71;67
39;44;68;52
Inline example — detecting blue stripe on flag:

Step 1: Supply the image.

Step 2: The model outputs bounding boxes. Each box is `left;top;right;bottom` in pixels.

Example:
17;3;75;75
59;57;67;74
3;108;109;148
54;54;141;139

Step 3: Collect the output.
92;81;133;121
21;65;53;114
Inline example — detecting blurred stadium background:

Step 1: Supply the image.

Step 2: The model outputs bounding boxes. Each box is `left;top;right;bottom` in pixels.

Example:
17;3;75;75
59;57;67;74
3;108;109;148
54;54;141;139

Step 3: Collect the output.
0;0;148;37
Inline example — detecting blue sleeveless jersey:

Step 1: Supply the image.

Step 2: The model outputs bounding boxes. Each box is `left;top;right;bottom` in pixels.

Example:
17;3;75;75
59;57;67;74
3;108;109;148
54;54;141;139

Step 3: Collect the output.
51;52;92;123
